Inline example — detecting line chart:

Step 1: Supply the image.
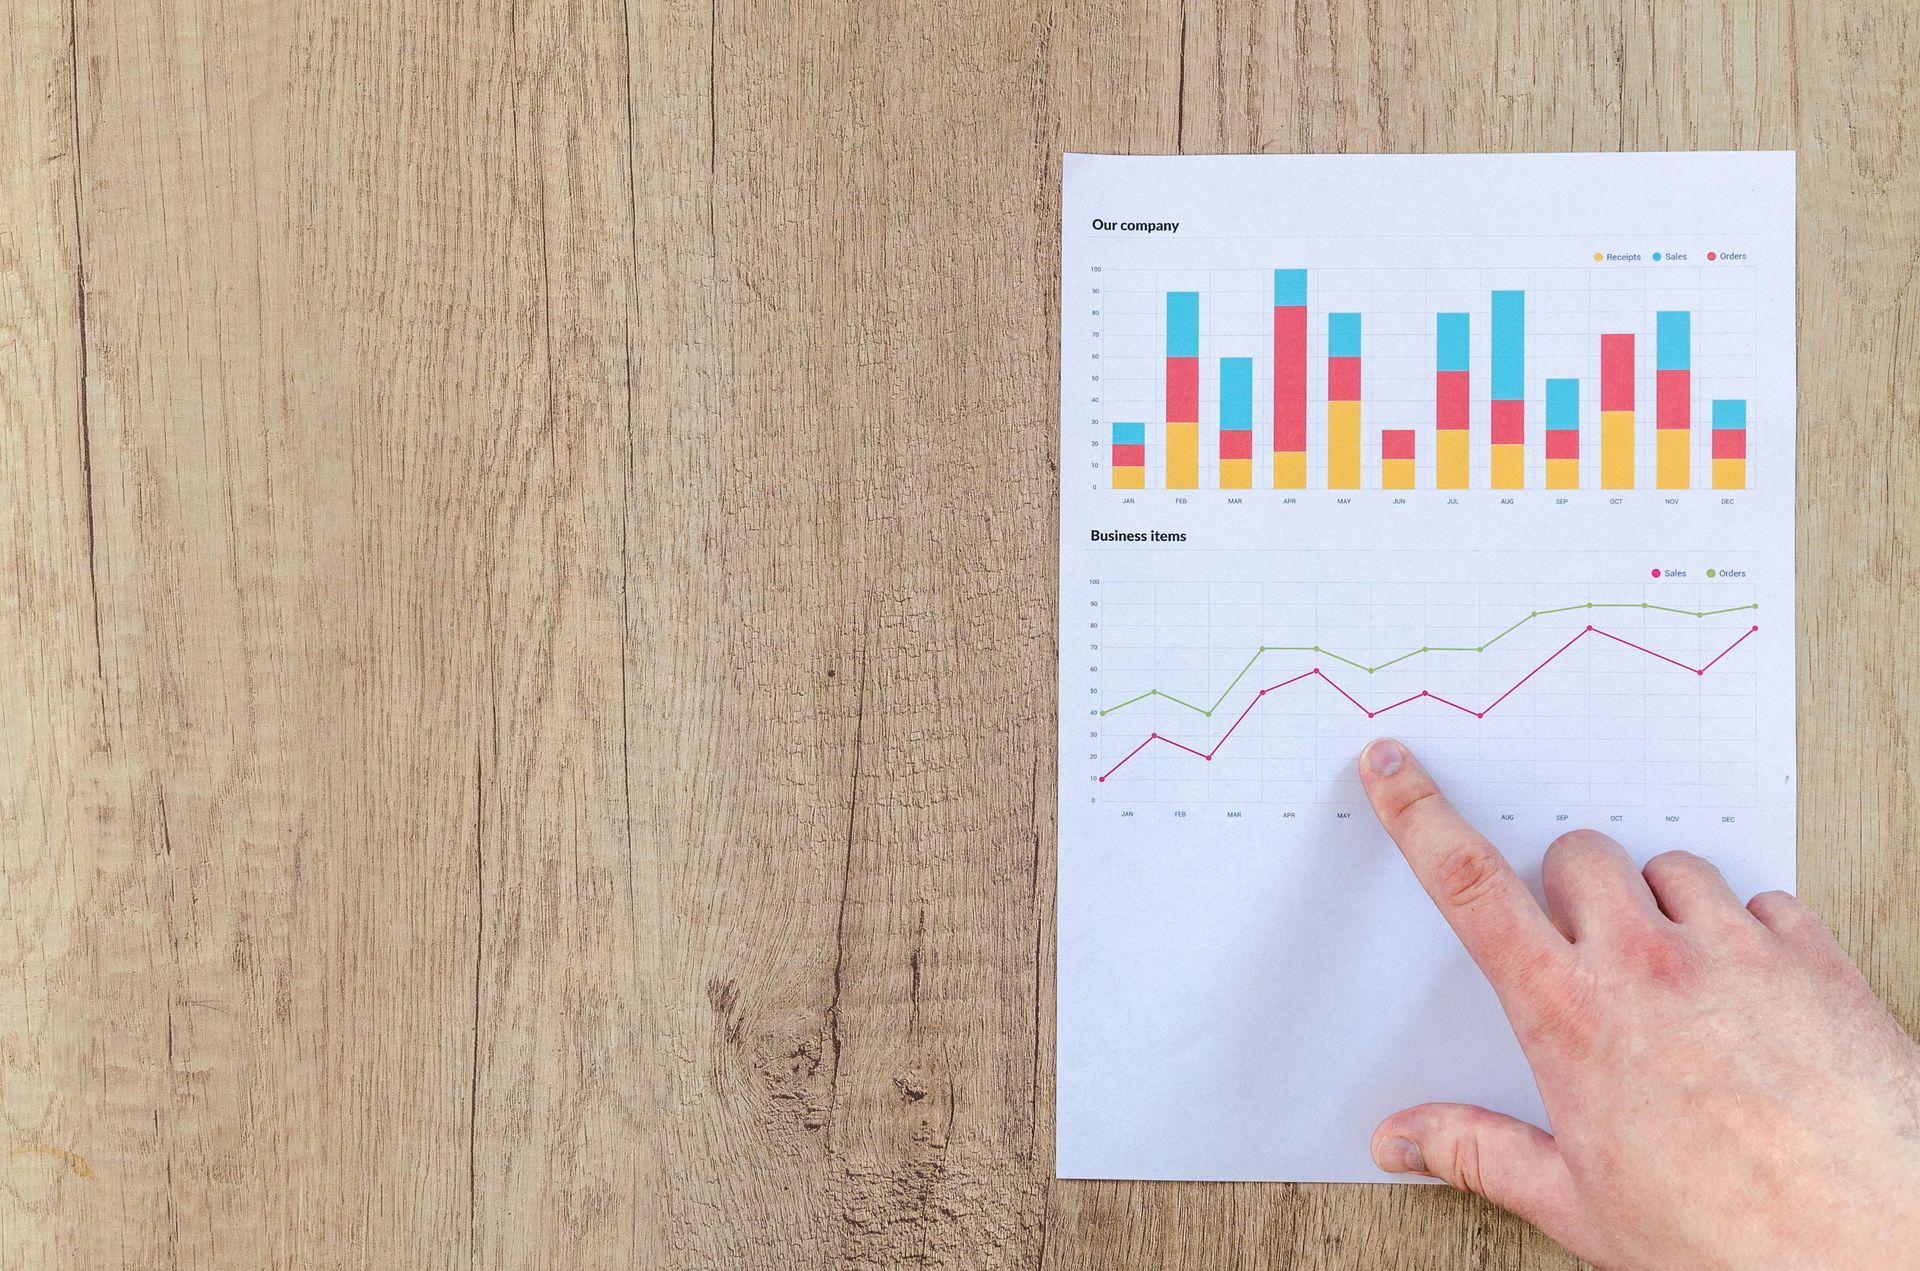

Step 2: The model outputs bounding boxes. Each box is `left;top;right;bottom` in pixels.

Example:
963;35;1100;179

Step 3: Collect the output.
1098;600;1760;717
1097;623;1759;782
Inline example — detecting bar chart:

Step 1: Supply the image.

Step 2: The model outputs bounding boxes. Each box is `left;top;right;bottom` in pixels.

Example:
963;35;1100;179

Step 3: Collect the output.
1436;312;1470;487
1092;264;1758;495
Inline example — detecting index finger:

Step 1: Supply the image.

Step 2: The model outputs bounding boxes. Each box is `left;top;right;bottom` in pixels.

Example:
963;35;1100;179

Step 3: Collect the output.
1360;738;1568;995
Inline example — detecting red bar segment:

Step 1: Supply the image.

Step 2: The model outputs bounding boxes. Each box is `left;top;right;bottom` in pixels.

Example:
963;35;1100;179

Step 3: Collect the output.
1436;370;1470;428
1166;356;1199;421
1328;356;1362;401
1112;443;1145;466
1382;429;1415;460
1491;398;1524;445
1219;430;1251;460
1656;368;1690;429
1601;334;1635;411
1274;306;1307;450
1712;429;1747;459
1545;430;1579;459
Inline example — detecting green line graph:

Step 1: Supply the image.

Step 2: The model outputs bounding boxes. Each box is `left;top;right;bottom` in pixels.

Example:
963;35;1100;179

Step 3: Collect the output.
1098;601;1760;718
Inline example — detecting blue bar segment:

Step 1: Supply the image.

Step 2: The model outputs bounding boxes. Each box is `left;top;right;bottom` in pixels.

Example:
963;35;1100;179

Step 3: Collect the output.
1111;421;1146;444
1273;269;1307;307
1657;311;1691;371
1167;292;1200;357
1328;312;1361;358
1491;290;1525;400
1220;359;1253;428
1712;399;1747;429
1436;313;1469;372
1546;378;1580;429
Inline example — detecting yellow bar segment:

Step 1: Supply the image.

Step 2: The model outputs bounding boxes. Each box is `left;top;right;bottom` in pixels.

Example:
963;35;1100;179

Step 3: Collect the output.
1601;410;1635;488
1273;450;1306;489
1657;428;1690;488
1327;400;1361;489
1436;431;1469;489
1219;458;1251;489
1491;444;1523;489
1545;458;1579;489
1381;459;1415;489
1166;423;1199;489
1712;457;1747;490
1113;466;1144;489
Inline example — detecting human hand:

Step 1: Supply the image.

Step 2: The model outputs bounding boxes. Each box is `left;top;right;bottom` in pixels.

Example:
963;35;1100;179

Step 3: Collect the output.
1358;738;1920;1271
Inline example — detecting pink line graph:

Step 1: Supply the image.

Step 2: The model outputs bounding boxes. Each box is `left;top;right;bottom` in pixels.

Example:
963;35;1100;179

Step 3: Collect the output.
1097;624;1759;783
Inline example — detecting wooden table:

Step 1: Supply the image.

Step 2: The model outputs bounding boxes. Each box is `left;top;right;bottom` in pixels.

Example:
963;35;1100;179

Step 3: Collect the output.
5;2;1917;1266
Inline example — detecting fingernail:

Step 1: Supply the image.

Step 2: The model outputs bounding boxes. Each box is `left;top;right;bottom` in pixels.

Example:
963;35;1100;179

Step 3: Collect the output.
1364;739;1403;777
1375;1135;1426;1174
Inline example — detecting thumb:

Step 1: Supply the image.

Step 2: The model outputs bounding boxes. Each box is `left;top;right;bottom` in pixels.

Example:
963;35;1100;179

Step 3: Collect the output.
1373;1103;1588;1239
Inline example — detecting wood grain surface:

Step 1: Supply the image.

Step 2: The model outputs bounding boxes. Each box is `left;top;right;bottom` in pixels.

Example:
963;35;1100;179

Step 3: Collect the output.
4;0;1917;1266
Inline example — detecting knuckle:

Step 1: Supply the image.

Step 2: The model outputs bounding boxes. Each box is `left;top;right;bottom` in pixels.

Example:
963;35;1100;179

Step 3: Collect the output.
1385;780;1446;826
1446;1133;1487;1199
1432;839;1506;911
1548;826;1610;855
1644;848;1703;876
1748;890;1823;938
1616;927;1699;986
1748;888;1801;918
1543;828;1616;875
1645;850;1727;897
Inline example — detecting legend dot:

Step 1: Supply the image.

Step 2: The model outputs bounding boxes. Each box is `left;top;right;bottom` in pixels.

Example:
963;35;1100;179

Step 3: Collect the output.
1650;567;1662;578
1707;251;1717;261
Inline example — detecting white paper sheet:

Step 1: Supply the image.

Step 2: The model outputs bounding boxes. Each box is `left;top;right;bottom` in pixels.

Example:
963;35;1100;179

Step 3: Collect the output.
1056;152;1796;1182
